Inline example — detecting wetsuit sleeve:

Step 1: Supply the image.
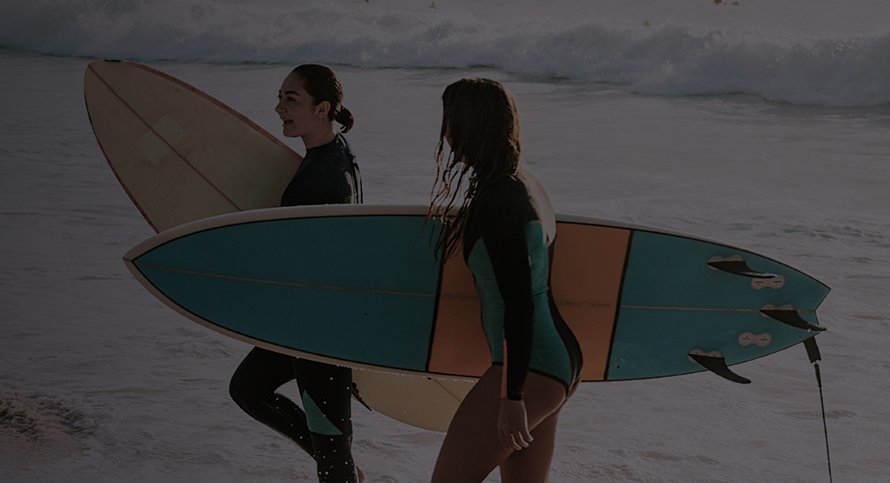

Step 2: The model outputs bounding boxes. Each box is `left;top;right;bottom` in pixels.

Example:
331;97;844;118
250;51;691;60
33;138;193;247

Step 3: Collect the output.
475;186;535;401
280;159;354;206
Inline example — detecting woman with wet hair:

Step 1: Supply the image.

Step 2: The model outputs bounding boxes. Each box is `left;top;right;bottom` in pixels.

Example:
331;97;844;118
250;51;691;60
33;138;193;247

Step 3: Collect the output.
429;78;582;482
229;64;364;483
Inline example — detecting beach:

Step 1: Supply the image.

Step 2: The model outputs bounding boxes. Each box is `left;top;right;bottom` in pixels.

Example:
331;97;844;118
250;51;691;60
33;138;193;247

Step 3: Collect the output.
2;1;890;481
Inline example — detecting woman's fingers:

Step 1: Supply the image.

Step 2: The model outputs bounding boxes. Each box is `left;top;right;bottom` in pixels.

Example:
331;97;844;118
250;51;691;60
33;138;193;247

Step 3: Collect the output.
513;433;529;450
519;427;534;446
498;399;534;450
501;429;532;450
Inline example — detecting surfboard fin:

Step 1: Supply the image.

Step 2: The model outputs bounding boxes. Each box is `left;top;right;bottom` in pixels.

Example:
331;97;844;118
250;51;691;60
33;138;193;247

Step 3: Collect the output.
689;351;751;384
350;382;373;412
761;307;826;332
708;256;778;279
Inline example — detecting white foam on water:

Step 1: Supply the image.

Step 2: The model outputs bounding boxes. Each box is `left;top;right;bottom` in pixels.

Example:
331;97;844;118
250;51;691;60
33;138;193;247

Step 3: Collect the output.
2;0;890;106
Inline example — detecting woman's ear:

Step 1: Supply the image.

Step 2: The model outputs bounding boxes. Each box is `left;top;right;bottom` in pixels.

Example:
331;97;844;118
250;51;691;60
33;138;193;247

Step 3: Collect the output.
315;100;331;119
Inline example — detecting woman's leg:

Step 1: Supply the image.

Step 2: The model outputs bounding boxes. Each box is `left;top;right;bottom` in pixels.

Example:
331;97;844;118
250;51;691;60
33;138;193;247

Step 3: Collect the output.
229;347;314;457
431;366;566;482
294;357;357;483
432;367;505;482
499;411;560;482
500;380;578;482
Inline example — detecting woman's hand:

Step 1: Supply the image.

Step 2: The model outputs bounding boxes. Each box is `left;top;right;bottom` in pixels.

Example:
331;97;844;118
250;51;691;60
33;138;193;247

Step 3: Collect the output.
498;398;533;451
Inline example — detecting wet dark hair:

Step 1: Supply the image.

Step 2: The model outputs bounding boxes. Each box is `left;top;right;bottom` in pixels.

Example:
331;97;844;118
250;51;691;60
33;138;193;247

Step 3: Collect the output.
290;64;354;133
429;78;521;258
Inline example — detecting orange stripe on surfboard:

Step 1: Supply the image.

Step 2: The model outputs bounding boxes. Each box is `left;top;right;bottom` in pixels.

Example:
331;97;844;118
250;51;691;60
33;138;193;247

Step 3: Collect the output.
427;241;490;377
551;224;630;382
427;225;631;382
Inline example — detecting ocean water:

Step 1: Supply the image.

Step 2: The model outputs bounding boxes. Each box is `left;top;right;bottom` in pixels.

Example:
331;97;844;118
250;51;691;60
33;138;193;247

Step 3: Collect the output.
1;0;889;481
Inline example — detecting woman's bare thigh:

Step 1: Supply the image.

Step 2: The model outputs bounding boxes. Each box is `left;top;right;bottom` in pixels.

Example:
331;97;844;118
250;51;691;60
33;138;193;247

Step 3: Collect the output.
431;366;567;482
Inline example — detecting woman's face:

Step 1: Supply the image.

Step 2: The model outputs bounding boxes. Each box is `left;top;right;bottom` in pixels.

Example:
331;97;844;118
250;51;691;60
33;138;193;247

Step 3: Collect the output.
275;74;325;138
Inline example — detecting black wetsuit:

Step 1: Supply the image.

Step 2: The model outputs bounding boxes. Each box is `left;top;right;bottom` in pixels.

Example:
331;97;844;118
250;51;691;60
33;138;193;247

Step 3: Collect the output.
229;133;362;483
463;173;582;400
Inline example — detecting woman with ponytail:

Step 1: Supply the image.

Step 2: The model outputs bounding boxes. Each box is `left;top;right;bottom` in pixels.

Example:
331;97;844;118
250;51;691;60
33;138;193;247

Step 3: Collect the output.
429;78;582;482
229;64;364;483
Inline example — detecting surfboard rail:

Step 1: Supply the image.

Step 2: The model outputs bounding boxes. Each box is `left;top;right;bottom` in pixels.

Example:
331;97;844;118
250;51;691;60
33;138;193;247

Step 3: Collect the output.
123;204;830;384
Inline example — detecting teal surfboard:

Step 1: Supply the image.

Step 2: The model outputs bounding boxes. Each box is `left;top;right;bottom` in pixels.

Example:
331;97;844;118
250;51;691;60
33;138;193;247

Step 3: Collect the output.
124;204;830;384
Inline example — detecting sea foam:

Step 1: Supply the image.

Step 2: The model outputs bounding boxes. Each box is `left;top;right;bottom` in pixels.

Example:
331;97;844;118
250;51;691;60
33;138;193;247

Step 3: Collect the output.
2;0;889;106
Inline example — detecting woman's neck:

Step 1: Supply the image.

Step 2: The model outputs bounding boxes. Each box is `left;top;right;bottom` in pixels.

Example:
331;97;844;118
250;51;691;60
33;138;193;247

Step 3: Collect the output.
302;129;336;150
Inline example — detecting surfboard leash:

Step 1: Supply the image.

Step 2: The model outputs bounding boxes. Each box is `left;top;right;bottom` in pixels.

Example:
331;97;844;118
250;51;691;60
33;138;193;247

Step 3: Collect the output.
804;337;832;483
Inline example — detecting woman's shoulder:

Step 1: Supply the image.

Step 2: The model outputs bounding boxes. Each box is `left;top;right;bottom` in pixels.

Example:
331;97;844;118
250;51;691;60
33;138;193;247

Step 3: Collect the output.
304;135;354;168
473;173;535;221
331;133;356;163
478;172;527;198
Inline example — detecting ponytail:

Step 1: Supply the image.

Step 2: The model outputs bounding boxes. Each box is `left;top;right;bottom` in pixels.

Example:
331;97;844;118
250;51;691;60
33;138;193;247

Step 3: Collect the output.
335;105;354;133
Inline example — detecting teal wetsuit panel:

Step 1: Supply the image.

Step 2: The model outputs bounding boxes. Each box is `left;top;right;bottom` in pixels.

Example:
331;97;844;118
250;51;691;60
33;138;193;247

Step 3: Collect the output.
467;222;574;388
462;174;581;398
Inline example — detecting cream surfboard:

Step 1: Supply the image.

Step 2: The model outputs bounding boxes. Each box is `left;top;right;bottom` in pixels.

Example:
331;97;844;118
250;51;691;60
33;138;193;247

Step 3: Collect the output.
84;59;471;432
